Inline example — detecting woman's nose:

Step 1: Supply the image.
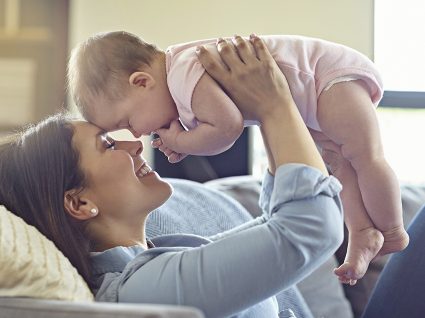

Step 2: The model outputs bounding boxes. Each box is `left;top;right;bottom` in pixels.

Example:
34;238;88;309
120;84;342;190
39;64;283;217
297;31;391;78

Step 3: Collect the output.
116;140;143;156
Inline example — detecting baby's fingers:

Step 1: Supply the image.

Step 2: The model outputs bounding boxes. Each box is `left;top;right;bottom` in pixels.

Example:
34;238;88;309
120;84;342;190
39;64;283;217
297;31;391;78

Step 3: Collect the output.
161;147;174;157
151;138;162;148
152;140;174;157
168;152;187;163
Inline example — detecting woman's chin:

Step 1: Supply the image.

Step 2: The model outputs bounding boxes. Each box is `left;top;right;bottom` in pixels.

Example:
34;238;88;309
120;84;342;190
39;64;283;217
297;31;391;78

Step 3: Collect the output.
152;171;173;193
162;180;174;202
152;175;173;206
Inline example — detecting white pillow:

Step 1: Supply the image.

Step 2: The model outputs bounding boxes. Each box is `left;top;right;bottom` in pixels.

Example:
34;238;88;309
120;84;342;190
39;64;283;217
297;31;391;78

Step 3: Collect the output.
0;205;93;301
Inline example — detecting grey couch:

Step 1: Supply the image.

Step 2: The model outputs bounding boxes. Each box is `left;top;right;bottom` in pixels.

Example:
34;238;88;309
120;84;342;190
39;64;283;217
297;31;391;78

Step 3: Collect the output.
1;177;424;318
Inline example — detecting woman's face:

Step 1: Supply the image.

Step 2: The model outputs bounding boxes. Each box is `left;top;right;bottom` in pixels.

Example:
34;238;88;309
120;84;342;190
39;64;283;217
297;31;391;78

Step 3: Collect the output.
71;121;172;219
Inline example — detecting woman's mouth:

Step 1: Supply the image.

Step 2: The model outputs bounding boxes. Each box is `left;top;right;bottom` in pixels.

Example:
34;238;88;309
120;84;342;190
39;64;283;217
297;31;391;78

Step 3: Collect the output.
136;162;153;178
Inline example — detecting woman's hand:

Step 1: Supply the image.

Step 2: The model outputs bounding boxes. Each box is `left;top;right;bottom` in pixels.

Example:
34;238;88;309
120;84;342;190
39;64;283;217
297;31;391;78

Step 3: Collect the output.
196;35;294;124
197;35;328;176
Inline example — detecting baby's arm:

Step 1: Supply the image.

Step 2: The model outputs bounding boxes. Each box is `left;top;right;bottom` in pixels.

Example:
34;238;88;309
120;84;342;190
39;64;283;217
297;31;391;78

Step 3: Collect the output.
154;72;244;161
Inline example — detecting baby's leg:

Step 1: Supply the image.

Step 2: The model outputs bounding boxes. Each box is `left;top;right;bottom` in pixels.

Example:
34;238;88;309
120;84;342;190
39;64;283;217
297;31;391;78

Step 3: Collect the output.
313;133;384;284
316;80;409;282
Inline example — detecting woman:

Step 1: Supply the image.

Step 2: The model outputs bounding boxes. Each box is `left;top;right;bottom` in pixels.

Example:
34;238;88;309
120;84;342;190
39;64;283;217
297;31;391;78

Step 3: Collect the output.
0;36;343;317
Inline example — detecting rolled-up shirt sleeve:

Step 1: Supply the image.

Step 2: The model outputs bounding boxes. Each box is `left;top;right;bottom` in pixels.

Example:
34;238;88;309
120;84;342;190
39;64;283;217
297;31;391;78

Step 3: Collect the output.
118;164;344;317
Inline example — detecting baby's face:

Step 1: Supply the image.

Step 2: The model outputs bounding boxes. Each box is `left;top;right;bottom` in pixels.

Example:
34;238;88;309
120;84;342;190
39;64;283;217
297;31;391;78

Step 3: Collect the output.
89;87;178;138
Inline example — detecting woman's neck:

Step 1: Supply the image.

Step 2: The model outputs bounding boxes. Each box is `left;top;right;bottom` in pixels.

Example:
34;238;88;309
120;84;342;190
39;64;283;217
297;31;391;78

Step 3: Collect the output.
90;215;149;252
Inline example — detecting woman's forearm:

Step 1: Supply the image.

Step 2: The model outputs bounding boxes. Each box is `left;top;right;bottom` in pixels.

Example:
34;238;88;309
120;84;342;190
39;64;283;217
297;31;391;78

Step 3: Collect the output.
260;101;328;176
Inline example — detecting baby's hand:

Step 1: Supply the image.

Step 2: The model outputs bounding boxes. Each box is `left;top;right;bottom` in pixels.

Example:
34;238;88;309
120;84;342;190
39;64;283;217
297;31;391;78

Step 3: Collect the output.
151;137;187;163
152;120;188;163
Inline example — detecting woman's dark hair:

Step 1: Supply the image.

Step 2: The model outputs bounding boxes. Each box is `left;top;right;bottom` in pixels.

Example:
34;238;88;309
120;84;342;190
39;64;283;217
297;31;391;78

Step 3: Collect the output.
0;114;92;285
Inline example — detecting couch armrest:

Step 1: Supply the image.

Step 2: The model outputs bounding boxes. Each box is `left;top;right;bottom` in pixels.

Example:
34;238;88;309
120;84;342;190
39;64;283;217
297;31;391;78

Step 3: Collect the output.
0;297;204;318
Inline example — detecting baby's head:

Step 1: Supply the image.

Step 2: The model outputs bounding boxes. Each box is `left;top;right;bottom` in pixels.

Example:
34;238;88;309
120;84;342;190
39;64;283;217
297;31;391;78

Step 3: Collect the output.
68;31;177;137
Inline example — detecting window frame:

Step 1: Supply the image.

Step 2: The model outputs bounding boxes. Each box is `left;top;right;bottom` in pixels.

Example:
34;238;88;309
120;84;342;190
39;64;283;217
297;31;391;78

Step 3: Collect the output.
379;91;425;108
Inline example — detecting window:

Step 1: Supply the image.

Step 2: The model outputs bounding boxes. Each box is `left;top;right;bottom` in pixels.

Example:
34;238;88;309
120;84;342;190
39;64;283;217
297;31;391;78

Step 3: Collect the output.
375;0;425;184
251;107;425;185
376;108;425;185
374;0;425;94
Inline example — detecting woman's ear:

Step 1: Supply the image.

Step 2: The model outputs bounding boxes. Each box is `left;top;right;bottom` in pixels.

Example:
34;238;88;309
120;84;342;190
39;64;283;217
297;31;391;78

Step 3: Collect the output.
64;189;99;220
129;71;155;88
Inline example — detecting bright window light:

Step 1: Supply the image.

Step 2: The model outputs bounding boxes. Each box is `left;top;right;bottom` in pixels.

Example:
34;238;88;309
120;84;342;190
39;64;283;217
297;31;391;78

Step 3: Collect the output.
377;108;425;185
374;0;425;91
251;108;425;185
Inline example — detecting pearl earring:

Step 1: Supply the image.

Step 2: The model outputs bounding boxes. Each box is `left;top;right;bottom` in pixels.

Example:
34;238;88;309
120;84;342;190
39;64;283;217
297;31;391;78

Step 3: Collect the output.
90;208;97;215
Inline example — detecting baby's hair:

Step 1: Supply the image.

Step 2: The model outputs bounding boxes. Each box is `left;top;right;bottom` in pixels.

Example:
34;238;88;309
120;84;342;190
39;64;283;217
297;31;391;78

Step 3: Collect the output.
67;31;160;119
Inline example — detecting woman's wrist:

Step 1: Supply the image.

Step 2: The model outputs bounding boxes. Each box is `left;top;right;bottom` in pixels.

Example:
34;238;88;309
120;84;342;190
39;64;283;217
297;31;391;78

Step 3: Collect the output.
260;98;300;134
260;101;328;176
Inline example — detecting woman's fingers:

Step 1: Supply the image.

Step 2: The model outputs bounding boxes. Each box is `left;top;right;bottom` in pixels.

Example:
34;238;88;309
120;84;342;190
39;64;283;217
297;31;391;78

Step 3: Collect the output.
196;45;229;85
249;34;273;62
232;35;258;64
196;35;260;82
215;37;244;70
198;33;294;122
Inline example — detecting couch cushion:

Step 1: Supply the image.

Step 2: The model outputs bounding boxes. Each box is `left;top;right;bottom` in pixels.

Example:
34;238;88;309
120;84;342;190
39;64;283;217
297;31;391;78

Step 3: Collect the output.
204;175;263;217
0;206;93;301
297;255;353;318
147;178;251;237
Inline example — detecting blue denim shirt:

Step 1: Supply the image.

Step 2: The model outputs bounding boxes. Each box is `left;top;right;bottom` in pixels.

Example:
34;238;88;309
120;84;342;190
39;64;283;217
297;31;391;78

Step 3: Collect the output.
90;164;344;318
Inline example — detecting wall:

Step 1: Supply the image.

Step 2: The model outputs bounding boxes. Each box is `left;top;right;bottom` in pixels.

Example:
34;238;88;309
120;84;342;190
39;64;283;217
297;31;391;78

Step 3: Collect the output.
69;0;374;55
68;0;375;163
0;0;68;132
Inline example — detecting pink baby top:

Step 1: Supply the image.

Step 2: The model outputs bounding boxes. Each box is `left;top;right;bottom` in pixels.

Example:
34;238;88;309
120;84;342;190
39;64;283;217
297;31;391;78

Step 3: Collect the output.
165;35;383;131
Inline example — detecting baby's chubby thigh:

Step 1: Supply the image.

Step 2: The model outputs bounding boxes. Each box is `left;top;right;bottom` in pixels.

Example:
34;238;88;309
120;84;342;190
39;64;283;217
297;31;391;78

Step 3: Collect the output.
315;79;384;171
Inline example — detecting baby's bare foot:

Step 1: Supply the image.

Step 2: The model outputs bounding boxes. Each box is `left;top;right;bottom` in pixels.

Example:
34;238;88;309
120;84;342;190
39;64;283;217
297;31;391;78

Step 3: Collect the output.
378;225;409;256
334;227;384;285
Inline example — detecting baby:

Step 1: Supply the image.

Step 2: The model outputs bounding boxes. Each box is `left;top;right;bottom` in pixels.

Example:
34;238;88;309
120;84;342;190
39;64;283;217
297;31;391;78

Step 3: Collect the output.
67;31;409;285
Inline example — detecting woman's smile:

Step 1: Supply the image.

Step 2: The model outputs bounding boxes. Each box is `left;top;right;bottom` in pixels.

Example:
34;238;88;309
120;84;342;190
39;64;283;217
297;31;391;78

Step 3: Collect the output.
136;161;153;178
